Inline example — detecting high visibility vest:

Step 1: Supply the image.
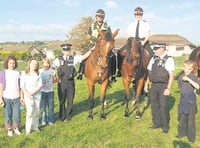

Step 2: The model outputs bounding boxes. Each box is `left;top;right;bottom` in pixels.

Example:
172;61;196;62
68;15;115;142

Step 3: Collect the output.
90;22;109;44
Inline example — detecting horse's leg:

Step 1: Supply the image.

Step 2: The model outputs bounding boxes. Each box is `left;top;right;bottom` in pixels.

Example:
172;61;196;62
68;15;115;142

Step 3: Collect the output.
87;80;95;120
135;77;145;119
122;78;130;117
99;79;109;120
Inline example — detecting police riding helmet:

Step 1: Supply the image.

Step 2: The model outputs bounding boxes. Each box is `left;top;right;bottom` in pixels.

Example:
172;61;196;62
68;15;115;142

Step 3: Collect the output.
96;9;105;18
134;7;143;15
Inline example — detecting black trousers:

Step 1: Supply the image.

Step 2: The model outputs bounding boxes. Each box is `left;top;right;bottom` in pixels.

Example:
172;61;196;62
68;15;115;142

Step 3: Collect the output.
150;83;169;132
57;80;75;121
178;103;196;142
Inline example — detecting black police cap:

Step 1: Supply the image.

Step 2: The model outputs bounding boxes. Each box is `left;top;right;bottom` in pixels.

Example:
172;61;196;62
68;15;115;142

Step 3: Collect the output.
152;43;166;50
61;43;72;51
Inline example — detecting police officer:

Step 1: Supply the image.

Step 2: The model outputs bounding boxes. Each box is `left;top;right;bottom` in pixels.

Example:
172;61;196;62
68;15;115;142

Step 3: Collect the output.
119;7;153;64
52;44;92;121
144;43;175;133
77;9;119;82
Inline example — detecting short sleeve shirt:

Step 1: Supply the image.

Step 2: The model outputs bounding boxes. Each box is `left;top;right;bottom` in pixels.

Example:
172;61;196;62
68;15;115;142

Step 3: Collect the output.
147;53;175;72
126;20;150;39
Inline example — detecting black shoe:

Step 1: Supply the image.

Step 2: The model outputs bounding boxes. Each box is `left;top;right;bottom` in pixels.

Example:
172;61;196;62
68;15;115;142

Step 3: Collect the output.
111;76;117;82
77;74;83;80
162;130;168;134
188;139;195;143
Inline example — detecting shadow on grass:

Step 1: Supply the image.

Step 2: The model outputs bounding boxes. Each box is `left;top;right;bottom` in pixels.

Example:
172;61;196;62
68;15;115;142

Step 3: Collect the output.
173;140;191;148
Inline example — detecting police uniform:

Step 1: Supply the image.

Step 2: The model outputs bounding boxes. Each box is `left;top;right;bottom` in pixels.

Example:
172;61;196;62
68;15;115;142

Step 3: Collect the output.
147;43;175;133
52;44;82;121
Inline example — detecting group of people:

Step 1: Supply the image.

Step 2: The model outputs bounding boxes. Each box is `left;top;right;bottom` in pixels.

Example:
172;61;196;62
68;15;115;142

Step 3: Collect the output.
0;7;199;143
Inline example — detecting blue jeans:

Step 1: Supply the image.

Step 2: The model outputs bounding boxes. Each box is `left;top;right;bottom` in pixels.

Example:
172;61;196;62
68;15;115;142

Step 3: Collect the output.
40;91;54;123
4;97;20;129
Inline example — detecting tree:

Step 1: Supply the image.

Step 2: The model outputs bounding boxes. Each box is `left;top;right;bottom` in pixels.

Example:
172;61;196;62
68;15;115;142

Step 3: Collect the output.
67;16;94;52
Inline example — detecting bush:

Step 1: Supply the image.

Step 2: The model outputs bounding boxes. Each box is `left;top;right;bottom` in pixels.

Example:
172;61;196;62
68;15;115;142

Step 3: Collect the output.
0;50;31;61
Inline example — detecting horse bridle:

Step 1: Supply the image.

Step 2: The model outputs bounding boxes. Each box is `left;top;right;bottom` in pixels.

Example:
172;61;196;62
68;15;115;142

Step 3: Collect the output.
91;38;113;77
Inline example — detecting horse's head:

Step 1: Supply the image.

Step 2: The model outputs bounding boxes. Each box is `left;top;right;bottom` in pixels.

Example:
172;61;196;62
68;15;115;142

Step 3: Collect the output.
94;29;119;69
126;38;140;64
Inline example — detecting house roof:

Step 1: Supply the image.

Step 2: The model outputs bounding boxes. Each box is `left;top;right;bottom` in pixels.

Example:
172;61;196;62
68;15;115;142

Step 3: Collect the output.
149;34;195;46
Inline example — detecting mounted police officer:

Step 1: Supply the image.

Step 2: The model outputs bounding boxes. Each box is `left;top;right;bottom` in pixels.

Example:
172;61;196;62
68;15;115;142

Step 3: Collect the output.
119;7;153;65
77;9;119;82
144;43;175;134
52;44;92;121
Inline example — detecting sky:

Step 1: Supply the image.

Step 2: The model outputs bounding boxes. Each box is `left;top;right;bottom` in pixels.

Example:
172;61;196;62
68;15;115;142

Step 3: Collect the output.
0;0;200;44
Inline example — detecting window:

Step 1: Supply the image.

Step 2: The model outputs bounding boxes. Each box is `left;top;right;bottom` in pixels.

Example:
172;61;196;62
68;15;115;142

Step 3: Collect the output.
176;45;184;51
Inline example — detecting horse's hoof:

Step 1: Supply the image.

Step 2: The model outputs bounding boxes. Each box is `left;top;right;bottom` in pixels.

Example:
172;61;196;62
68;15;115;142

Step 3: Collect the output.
135;112;141;120
100;116;106;120
87;115;93;120
124;112;129;118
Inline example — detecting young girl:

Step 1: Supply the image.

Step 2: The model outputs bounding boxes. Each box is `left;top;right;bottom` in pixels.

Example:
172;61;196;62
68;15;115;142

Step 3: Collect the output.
0;55;23;137
40;58;57;125
177;59;200;143
20;58;42;135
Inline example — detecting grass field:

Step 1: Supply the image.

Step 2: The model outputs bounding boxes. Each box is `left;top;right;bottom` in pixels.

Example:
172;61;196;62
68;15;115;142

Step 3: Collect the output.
0;55;200;148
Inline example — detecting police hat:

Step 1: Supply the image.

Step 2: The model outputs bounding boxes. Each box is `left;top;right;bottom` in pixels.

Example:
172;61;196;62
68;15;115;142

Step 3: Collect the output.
61;43;72;51
152;43;166;50
134;7;143;15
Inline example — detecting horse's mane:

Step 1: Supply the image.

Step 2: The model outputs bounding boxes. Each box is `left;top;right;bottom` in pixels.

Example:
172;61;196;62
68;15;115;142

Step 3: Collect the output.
104;31;112;41
126;37;134;63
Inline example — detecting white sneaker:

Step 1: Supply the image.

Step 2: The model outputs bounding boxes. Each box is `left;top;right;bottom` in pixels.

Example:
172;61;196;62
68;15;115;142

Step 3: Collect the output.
42;122;46;126
48;122;53;125
14;128;21;135
7;130;13;137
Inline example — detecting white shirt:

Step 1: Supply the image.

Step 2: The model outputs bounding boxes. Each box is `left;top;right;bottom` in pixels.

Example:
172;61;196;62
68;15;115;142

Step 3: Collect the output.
52;55;82;68
3;69;20;99
147;53;175;72
126;20;150;39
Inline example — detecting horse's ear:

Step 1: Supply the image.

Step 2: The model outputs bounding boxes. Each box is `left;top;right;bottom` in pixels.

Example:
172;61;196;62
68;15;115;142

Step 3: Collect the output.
112;29;120;39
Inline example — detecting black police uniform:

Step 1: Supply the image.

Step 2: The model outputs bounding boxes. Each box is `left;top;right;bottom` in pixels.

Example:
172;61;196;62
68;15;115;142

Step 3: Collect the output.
149;54;170;133
57;44;77;121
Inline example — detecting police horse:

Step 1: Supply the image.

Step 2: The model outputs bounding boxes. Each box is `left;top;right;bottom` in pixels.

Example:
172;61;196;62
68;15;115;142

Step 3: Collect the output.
84;29;119;120
189;46;200;80
119;38;152;119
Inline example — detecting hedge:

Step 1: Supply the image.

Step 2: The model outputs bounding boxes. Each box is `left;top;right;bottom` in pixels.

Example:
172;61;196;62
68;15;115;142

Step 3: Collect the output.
0;50;31;61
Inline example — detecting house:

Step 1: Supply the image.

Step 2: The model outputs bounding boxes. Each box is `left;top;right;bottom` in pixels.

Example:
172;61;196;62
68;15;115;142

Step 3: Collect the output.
28;45;44;56
149;34;196;57
42;48;55;60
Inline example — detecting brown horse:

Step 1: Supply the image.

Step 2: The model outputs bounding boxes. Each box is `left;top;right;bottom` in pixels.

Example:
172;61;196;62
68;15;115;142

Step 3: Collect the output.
189;46;200;80
84;29;119;120
120;38;152;119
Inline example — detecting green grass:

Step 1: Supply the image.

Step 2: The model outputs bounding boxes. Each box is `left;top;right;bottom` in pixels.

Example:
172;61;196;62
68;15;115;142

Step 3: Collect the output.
0;55;200;148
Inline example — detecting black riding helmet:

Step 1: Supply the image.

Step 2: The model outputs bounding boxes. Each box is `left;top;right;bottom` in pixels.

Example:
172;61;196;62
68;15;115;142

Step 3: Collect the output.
96;9;105;18
134;7;143;15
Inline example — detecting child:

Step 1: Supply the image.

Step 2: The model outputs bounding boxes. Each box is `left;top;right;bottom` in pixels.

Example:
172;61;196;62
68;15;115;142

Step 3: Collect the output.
0;55;23;137
20;58;42;135
177;59;200;143
40;58;57;125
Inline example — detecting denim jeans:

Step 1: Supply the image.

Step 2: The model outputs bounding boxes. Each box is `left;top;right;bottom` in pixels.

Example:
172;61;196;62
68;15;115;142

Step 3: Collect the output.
40;91;54;123
4;97;20;129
